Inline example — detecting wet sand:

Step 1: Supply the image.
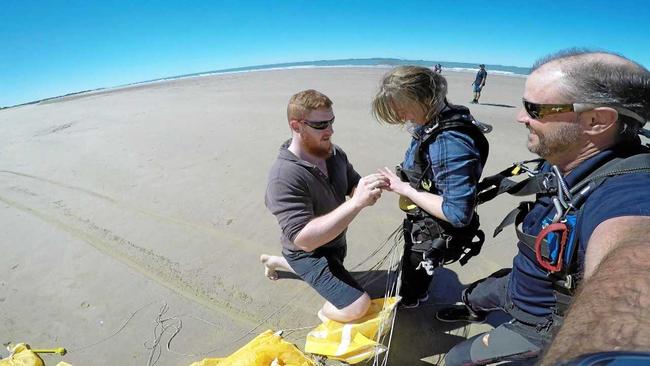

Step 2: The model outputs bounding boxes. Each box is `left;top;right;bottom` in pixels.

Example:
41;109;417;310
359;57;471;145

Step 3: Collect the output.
0;67;534;365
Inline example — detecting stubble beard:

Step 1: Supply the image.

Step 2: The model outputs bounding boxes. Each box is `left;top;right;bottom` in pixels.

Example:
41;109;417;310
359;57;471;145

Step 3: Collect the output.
527;122;583;158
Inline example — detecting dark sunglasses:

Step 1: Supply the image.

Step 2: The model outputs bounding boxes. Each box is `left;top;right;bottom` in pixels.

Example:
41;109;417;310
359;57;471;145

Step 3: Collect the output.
302;116;335;130
523;98;645;123
522;98;583;119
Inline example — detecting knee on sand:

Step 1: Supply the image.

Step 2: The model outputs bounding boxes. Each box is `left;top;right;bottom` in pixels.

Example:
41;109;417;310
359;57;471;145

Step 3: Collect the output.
319;293;371;323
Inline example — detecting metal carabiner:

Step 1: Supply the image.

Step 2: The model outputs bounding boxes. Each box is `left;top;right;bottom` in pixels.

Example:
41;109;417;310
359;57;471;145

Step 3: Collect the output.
551;197;565;224
552;165;573;209
512;159;541;176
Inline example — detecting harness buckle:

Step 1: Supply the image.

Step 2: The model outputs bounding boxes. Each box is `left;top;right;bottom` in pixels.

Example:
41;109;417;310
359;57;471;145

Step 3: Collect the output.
542;174;553;190
410;230;423;245
564;274;573;290
511;159;542;176
416;256;436;275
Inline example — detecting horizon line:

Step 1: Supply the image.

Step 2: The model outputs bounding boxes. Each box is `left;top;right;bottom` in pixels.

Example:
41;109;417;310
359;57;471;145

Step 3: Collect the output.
1;57;531;109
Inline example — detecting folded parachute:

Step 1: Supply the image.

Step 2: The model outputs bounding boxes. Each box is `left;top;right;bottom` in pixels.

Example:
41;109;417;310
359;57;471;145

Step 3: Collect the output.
305;297;399;364
189;297;398;365
0;343;69;366
189;329;314;366
0;344;44;366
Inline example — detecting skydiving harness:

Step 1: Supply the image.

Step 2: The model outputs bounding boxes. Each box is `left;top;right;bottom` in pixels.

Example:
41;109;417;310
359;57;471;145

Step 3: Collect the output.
398;104;490;275
478;150;650;318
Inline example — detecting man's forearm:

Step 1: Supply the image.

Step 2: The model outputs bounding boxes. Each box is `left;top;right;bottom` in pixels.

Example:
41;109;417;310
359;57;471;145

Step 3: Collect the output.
540;243;650;365
293;198;363;252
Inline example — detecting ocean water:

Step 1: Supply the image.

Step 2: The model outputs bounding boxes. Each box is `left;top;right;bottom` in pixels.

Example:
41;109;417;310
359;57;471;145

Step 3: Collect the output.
7;58;529;108
140;58;530;85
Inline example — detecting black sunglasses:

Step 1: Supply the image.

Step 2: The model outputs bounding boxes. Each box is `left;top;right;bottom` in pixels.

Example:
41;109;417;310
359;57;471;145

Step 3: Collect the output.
302;116;335;130
522;98;646;123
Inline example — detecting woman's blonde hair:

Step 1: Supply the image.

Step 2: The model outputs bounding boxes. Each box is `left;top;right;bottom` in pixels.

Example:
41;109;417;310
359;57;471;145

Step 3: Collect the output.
372;66;448;125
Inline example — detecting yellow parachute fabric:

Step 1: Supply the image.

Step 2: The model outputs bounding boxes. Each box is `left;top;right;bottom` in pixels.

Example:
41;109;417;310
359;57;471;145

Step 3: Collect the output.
0;344;43;366
305;297;399;364
0;344;70;366
189;330;314;366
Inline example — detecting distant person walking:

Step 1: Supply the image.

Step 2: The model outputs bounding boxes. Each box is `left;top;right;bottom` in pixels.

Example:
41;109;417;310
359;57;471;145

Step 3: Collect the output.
434;64;442;73
471;64;487;103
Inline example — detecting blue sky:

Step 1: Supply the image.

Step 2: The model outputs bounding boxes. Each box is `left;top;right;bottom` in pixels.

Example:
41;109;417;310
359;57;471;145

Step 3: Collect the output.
2;0;649;107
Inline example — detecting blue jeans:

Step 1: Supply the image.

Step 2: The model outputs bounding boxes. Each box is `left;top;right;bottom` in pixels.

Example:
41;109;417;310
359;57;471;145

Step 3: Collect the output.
445;269;554;366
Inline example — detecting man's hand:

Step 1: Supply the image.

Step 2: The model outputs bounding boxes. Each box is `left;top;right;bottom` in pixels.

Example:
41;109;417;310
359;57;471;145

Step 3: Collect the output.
378;167;412;196
293;173;388;252
351;173;389;208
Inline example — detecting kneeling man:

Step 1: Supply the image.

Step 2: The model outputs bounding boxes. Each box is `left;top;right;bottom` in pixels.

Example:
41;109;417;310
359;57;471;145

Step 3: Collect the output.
261;89;388;322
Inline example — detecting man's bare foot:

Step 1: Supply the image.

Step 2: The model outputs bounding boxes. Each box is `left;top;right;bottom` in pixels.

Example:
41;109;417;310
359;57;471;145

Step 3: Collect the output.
260;254;279;281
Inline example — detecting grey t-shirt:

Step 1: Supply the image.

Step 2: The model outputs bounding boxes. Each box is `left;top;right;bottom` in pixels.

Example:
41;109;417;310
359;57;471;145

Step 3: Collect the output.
265;140;361;252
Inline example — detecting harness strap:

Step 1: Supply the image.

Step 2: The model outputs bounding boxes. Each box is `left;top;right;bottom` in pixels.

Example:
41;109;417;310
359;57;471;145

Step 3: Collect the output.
551;153;650;316
549;153;650;277
493;201;533;237
459;229;485;266
508;173;558;196
482;151;650;322
571;153;650;194
493;202;556;265
553;288;574;315
478;170;556;204
517;225;550;260
412;114;490;189
398;104;490;269
494;153;650;266
549;154;650;314
405;212;486;268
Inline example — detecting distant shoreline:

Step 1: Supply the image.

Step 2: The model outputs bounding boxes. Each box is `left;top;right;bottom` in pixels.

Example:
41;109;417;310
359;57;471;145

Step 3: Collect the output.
3;59;529;109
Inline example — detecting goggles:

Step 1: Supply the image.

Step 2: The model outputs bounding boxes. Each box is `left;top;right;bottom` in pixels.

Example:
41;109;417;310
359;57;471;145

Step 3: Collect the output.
522;98;646;124
302;116;335;130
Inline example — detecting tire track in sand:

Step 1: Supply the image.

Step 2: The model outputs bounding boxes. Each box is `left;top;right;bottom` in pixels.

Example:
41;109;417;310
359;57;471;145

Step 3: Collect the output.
0;171;267;328
0;170;258;251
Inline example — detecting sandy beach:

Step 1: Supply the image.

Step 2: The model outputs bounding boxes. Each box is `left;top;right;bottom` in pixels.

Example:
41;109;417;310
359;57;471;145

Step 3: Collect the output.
0;67;535;365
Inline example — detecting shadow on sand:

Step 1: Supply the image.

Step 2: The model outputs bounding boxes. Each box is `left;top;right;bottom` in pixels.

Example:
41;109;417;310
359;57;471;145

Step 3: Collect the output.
479;102;517;108
364;268;511;365
275;267;512;365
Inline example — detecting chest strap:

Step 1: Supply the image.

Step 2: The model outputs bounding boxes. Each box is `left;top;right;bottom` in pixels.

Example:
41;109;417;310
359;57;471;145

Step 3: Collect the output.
493;201;552;261
477;159;556;205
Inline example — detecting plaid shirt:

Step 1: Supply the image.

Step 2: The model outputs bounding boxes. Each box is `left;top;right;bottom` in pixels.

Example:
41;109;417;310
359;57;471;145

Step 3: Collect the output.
402;128;484;227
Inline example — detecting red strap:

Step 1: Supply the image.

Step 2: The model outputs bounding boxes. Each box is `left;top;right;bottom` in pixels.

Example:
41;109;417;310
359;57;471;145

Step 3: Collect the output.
535;223;569;272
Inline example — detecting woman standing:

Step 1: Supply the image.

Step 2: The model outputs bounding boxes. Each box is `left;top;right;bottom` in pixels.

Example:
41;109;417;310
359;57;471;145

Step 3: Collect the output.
372;66;489;308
